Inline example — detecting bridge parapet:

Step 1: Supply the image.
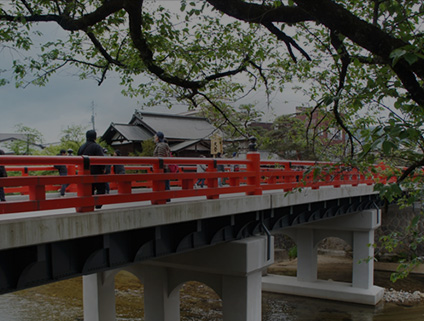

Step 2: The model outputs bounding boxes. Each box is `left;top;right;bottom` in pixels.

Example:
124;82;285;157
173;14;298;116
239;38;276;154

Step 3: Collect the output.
0;153;384;215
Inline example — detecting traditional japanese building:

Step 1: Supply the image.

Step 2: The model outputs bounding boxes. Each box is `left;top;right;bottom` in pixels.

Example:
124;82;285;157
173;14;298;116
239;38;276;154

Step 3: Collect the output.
101;110;220;157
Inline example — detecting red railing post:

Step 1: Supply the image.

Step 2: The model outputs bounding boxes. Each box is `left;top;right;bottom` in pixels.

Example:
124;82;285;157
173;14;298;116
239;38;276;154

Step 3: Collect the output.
151;160;167;205
76;156;94;212
67;164;77;193
287;162;299;186
29;184;45;201
206;159;219;199
351;168;359;187
22;167;29;195
117;181;132;194
246;144;262;195
181;177;194;190
333;165;341;188
229;167;241;187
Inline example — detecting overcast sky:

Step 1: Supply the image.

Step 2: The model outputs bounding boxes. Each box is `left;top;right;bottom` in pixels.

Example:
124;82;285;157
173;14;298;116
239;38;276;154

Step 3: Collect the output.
0;70;301;143
0;21;192;143
0;70;182;143
0;3;303;144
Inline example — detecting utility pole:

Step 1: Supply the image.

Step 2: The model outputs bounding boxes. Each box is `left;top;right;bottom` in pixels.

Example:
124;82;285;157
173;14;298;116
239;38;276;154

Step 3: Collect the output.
91;101;96;131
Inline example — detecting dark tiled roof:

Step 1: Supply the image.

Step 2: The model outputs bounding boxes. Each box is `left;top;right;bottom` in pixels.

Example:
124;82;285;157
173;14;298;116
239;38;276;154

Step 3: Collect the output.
131;112;218;140
110;124;152;141
169;139;201;152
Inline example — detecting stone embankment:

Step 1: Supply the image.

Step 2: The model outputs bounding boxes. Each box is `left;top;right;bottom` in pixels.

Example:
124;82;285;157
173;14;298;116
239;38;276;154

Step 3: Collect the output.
384;288;424;305
374;261;424;304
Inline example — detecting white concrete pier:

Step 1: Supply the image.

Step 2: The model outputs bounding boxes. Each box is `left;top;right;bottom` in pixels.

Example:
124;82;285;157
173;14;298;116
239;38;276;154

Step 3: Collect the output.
262;209;384;305
83;235;274;321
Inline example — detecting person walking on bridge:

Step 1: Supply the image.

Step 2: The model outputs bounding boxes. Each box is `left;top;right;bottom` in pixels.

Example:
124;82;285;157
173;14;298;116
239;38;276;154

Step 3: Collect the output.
195;155;207;188
54;149;69;197
216;152;225;187
153;131;171;194
77;130;105;208
0;149;7;202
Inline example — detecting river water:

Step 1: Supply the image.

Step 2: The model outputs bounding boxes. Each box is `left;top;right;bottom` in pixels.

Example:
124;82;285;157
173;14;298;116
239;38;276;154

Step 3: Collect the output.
262;292;424;321
0;286;424;320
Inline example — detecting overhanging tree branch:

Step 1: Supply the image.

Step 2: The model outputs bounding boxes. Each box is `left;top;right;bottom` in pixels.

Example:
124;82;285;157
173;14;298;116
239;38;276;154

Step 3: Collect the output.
206;0;314;24
292;0;424;105
330;30;356;158
262;22;311;62
197;92;247;138
0;0;125;30
85;31;125;67
398;157;424;183
124;1;249;91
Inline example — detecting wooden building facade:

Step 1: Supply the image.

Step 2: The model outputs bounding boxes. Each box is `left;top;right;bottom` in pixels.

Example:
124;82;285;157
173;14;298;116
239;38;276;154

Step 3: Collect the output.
101;110;219;157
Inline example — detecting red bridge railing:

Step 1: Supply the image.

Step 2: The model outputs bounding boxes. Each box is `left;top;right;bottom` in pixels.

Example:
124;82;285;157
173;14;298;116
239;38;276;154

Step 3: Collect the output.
0;153;388;214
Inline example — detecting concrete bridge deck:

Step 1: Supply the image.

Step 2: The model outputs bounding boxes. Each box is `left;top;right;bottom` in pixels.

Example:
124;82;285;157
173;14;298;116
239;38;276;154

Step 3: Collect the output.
0;185;378;251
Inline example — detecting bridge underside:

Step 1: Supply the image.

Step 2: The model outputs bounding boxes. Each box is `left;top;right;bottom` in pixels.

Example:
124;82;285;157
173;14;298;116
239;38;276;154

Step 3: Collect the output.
0;187;381;294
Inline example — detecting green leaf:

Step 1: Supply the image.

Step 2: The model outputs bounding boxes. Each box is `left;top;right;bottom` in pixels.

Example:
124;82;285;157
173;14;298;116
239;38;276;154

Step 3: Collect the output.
382;140;396;154
403;53;419;65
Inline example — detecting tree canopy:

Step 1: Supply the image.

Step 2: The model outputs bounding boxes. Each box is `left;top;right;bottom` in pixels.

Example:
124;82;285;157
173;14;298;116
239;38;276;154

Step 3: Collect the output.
1;1;424;182
2;0;424;278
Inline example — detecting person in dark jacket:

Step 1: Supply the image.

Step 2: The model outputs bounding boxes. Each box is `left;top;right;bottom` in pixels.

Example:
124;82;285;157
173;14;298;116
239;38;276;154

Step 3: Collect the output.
0;149;7;202
103;148;111;194
77;130;105;207
54;149;69;197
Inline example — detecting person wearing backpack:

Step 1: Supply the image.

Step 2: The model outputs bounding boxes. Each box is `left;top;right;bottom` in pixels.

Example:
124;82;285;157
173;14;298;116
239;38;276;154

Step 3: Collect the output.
78;130;105;208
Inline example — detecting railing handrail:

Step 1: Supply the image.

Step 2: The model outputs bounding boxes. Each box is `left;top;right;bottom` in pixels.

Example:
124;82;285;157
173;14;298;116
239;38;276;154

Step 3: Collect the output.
0;154;380;215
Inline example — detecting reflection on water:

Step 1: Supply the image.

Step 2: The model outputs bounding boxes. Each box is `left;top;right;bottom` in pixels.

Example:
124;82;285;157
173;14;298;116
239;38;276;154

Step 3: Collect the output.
263;292;379;321
262;292;424;321
0;289;424;320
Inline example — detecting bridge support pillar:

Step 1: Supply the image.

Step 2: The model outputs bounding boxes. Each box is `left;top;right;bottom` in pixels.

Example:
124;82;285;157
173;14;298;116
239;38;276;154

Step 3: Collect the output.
352;230;374;289
140;235;273;321
142;264;181;321
263;209;384;305
296;229;318;282
221;271;263;321
82;236;273;321
83;271;116;321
